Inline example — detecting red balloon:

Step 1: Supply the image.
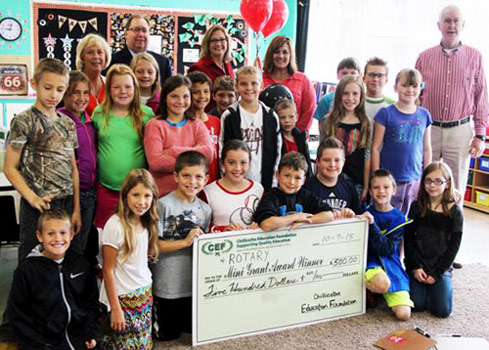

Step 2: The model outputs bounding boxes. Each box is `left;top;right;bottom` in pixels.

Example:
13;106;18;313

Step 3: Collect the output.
262;0;289;37
240;0;273;33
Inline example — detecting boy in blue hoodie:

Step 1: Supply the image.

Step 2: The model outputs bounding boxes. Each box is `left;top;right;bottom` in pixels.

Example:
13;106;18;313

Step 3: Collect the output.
363;169;413;321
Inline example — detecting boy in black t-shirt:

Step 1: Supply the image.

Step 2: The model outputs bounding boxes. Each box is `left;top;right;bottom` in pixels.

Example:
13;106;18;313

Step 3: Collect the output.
254;152;354;231
303;137;362;214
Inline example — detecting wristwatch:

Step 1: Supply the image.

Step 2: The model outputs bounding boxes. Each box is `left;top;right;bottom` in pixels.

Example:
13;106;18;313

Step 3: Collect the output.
475;135;487;141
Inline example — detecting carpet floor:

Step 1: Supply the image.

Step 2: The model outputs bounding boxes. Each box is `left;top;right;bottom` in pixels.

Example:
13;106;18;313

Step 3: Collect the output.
154;264;489;349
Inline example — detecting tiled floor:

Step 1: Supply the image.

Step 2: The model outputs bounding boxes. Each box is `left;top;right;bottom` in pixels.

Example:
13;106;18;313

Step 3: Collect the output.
1;208;488;318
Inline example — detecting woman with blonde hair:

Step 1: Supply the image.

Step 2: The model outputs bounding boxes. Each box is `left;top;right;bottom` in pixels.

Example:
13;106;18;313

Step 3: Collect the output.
76;33;112;116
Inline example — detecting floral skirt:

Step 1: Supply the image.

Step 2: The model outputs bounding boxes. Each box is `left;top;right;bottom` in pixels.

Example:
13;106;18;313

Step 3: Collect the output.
103;285;153;349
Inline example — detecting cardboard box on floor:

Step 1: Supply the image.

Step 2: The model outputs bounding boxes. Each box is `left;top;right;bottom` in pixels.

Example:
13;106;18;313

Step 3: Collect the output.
374;329;436;350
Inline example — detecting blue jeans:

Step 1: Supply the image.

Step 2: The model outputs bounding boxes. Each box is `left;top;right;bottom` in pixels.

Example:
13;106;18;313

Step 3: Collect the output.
410;270;453;318
70;188;96;255
18;196;73;262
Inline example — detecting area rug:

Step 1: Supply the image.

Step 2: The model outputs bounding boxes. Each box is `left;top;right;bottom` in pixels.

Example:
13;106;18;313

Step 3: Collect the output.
154;264;489;349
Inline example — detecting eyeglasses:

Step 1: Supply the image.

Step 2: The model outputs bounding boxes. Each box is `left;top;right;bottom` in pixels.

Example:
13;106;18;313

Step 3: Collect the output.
209;38;227;44
424;179;447;186
366;73;387;79
128;27;148;34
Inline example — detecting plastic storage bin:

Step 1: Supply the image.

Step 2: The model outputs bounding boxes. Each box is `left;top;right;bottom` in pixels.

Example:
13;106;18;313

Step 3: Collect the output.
475;191;489;207
479;157;489;172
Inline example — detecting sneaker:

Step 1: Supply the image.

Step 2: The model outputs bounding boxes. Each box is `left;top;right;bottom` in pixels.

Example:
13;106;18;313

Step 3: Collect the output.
452;262;463;269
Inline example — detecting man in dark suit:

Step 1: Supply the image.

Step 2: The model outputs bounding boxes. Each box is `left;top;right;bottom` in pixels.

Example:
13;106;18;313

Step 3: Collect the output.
107;14;173;85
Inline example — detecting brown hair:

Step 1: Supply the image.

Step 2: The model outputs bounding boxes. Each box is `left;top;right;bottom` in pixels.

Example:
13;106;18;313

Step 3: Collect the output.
65;70;92;97
322;75;371;148
316;137;345;160
175;150;209;174
279;152;308;173
337;57;361;73
126;14;150;30
101;64;144;139
117;169;159;263
417;161;461;217
37;208;71;232
157;74;193;120
221;139;251;162
263;35;298;75
369;169;397;189
364;57;389;75
213;75;236;94
200;25;232;62
33;58;69;84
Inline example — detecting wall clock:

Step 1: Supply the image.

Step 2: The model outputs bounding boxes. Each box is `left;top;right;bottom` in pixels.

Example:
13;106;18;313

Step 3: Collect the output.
0;17;22;42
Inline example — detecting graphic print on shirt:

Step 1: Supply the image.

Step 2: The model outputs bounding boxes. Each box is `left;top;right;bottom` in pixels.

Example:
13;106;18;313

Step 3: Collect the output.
336;126;361;155
241;121;263;155
162;210;205;239
321;192;348;211
228;193;261;225
279;203;303;216
392;118;424;144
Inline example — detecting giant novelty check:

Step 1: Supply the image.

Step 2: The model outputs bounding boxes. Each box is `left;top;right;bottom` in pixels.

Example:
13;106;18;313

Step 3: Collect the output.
192;218;369;345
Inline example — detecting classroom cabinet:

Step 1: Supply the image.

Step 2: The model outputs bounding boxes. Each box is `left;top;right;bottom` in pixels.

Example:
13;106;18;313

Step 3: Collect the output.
465;155;489;213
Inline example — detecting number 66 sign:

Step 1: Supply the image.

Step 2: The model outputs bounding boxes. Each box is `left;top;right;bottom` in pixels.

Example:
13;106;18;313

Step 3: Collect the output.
0;64;28;96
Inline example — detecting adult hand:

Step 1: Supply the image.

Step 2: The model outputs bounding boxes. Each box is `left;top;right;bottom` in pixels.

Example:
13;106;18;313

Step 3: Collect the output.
425;275;436;285
413;268;428;283
469;137;486;158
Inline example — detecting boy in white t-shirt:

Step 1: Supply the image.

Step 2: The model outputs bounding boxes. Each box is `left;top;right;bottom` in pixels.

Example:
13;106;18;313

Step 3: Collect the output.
219;66;282;191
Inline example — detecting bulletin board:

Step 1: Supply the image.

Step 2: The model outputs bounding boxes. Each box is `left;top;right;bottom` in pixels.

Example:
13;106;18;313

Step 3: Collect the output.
32;2;248;74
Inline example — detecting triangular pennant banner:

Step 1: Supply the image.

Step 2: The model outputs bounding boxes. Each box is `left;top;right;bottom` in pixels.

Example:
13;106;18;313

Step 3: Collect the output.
79;20;88;33
58;15;67;28
88;18;98;31
68;18;77;32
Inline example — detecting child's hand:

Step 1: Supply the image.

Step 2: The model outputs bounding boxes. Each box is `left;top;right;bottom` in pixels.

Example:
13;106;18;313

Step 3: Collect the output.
358;212;374;224
85;339;97;349
292;212;314;223
337;208;355;219
29;195;53;212
247;222;260;230
185;227;203;247
360;188;368;202
110;307;125;333
425;275;436;285
72;210;82;234
413;268;428;283
224;223;246;231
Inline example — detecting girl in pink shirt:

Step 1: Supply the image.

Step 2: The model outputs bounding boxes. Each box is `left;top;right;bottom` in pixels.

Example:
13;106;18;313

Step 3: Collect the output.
144;75;213;197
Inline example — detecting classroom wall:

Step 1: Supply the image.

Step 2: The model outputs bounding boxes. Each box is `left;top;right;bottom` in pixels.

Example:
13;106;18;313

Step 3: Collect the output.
0;0;297;129
0;0;297;62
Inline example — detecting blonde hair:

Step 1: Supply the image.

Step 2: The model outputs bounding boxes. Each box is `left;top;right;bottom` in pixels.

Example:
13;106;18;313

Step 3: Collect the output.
130;52;161;100
322;75;370;148
117;169;159;263
274;98;297;115
76;33;111;71
101;64;144;139
263;36;298;75
236;66;262;84
200;25;232;62
417;161;461;218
